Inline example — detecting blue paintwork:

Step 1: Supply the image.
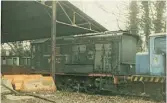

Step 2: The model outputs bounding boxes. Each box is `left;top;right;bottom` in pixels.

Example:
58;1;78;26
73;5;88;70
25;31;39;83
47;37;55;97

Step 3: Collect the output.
136;52;149;75
149;34;166;76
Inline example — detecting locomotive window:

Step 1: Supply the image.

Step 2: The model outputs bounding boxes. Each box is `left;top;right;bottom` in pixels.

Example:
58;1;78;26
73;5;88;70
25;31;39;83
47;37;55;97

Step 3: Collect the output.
154;36;166;54
7;58;13;65
79;45;86;53
13;58;17;65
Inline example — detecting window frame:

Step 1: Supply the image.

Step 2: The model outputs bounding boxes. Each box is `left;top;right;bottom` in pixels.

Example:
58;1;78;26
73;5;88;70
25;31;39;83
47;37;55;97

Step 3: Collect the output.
154;36;166;54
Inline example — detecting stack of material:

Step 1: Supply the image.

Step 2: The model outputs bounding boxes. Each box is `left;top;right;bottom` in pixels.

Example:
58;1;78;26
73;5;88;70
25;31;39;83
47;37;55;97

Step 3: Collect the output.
2;75;56;92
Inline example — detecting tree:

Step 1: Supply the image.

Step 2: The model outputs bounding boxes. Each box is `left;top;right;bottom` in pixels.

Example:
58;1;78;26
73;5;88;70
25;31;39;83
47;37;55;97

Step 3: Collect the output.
1;44;6;56
129;1;139;35
141;1;151;47
7;42;24;56
128;1;144;52
5;41;31;56
153;1;166;33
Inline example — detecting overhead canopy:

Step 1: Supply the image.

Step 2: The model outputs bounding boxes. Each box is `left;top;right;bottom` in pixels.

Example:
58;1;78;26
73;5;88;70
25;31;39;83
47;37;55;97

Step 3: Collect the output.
1;1;107;43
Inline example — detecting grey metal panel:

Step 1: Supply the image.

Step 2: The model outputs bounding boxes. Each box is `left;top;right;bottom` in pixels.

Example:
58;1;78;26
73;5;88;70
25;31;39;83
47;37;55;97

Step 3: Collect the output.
79;45;86;52
71;51;79;63
103;44;112;73
94;43;119;73
120;64;135;75
94;44;103;72
136;52;149;75
121;35;137;64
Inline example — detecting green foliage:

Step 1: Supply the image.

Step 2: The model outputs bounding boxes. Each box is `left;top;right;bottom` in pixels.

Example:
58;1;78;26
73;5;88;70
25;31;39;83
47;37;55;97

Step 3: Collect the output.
1;41;31;56
141;1;151;46
129;1;139;35
128;1;166;51
153;1;166;33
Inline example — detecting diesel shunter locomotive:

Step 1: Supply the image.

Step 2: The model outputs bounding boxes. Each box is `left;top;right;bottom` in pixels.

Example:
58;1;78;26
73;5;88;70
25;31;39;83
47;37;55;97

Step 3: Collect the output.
31;31;166;98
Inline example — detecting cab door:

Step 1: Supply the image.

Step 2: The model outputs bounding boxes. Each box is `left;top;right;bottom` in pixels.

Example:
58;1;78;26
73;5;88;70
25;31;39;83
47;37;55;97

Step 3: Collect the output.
149;35;166;76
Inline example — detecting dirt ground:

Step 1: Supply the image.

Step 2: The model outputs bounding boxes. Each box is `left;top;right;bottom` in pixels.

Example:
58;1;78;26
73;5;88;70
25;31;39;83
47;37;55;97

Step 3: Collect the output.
1;91;165;103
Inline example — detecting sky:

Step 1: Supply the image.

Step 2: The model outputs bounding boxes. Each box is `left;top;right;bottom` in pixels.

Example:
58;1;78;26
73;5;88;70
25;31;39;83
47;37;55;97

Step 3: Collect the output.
69;0;130;31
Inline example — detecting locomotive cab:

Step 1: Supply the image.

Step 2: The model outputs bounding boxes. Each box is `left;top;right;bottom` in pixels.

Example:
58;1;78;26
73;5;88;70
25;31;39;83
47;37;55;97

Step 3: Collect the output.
136;33;166;76
134;33;166;99
149;33;166;76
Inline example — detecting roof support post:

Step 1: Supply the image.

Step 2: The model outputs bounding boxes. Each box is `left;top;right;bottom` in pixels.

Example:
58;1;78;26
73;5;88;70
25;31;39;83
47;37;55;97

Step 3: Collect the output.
58;1;73;24
51;1;56;82
72;12;76;25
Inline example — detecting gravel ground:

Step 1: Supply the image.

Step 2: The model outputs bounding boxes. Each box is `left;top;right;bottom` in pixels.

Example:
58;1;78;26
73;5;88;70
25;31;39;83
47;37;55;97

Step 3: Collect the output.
2;91;165;103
